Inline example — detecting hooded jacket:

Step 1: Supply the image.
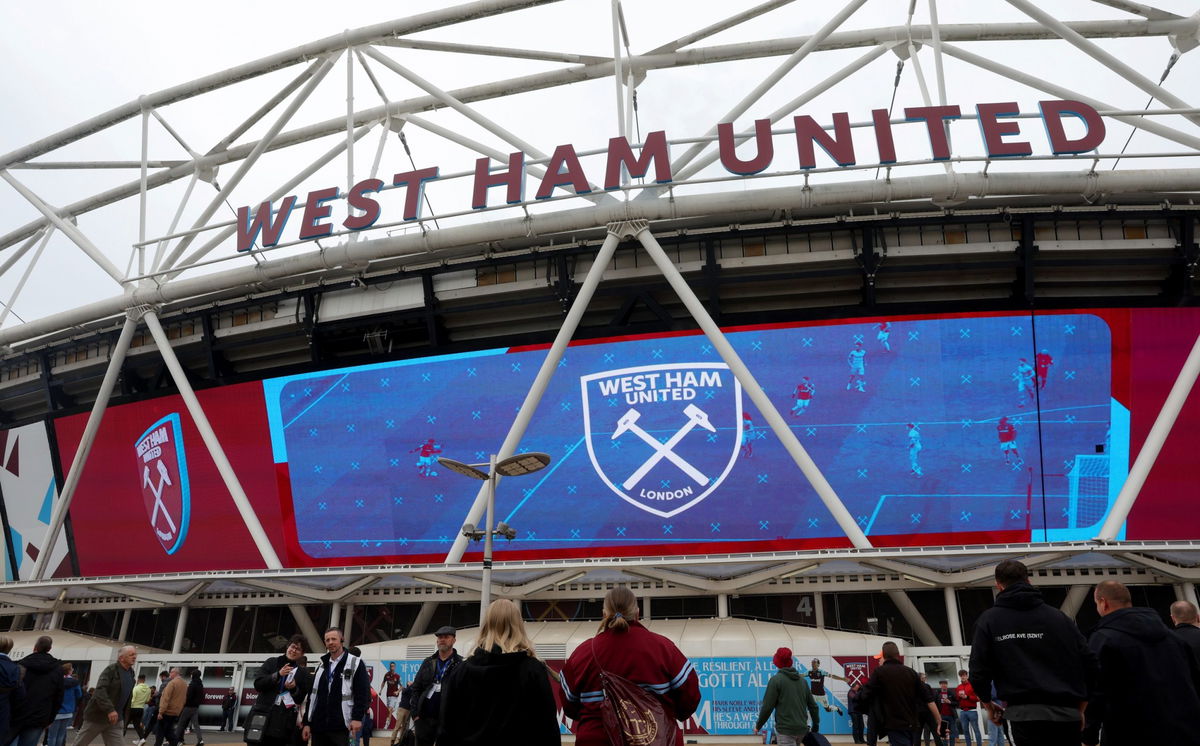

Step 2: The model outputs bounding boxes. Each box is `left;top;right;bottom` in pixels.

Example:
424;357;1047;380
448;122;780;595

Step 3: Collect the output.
15;651;65;729
755;667;820;738
437;646;560;746
1174;622;1200;669
968;582;1098;709
1082;606;1200;746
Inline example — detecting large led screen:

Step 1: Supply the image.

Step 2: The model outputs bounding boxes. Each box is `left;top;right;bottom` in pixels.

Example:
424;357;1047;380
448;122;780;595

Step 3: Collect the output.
39;306;1200;575
264;311;1123;564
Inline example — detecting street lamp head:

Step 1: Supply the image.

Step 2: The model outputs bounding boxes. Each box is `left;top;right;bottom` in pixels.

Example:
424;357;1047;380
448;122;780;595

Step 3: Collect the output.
436;457;489;480
495;522;517;540
495;452;551;477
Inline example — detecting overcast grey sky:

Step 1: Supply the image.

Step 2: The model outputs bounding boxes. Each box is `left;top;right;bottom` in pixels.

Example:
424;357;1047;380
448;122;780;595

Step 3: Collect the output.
0;1;1196;329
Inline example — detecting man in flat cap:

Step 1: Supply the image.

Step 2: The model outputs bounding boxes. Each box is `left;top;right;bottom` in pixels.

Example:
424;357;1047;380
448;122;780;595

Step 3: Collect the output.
407;626;461;746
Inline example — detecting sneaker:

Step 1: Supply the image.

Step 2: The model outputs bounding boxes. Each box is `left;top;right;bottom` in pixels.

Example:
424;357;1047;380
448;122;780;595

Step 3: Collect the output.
837;707;844;716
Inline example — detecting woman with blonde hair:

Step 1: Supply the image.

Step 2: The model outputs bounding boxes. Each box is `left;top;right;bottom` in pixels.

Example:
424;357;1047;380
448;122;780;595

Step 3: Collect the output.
437;599;560;745
560;586;701;746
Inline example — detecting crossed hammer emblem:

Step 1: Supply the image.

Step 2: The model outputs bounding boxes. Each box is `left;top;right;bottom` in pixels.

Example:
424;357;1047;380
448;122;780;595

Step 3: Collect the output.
612;403;717;490
143;459;178;542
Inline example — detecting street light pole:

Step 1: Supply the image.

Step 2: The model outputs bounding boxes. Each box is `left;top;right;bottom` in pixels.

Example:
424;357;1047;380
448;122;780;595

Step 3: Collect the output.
437;451;550;626
481;453;497;623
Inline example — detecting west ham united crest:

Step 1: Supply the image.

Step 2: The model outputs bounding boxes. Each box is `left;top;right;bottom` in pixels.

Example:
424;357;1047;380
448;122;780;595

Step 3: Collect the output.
581;363;742;517
134;413;191;555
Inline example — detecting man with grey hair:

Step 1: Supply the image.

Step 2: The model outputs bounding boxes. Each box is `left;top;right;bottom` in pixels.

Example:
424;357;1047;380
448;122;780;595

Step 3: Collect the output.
76;644;138;746
1170;599;1200;668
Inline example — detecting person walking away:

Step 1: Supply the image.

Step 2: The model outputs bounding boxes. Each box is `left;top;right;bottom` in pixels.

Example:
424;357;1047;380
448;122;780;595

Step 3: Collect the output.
249;635;312;746
0;636;21;746
301;627;370;746
406;626;462;746
968;560;1098;746
11;635;65;746
127;674;151;743
954;670;981;746
753;647;819;745
560;586;700;746
219;689;236;732
77;645;139;746
860;642;939;746
172;670;205;746
142;687;158;731
437;599;559;745
848;681;867;744
1170;600;1200;669
47;662;82;746
154;668;187;746
1081;580;1200;746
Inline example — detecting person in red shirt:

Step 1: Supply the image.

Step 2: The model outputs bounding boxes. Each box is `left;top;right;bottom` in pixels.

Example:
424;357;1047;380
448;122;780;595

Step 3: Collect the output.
955;670;981;746
1035;350;1054;390
381;663;401;729
996;417;1021;467
560;587;700;746
791;377;815;416
935;680;957;746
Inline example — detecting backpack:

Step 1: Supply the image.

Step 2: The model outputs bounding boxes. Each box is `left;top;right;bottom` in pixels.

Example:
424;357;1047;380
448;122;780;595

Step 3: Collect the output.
591;643;679;746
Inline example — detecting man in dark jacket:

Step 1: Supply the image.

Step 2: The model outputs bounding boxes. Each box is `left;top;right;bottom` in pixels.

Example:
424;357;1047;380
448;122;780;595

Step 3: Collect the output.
301;627;370;746
173;670;206;746
861;642;938;746
1170;599;1200;668
1082;580;1200;746
968;560;1097;745
78;645;138;746
250;635;312;746
753;647;820;745
406;626;462;746
11;635;65;746
0;636;23;746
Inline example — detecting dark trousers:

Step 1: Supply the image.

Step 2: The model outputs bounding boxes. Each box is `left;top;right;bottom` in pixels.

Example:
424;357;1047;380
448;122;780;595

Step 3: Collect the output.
851;712;866;743
311;729;349;746
413;718;438;746
154;714;180;746
1008;720;1081;746
887;731;918;746
221;708;234;731
125;708;146;738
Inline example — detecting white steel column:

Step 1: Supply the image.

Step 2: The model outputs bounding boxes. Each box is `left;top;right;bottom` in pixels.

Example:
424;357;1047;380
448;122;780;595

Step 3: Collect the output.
945;587;964;647
887;589;942;647
0;171;125;283
173;606;189;654
48;609;62;630
219;606;234;654
642;596;651;621
330;602;342;630
1099;332;1200;540
33;315;139;580
1060;585;1092;620
344;603;355;645
143;309;282;569
633;223;871;548
1182;583;1200;608
289;605;324;653
407;601;439;638
813;592;826;630
118;608;132;641
717;594;729;619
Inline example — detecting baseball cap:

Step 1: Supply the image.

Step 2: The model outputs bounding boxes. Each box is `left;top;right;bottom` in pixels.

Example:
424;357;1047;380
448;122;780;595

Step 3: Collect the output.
434;626;456;636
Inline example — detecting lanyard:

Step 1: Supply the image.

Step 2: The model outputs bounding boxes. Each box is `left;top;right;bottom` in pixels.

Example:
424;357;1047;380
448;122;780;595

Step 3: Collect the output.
434;658;450;682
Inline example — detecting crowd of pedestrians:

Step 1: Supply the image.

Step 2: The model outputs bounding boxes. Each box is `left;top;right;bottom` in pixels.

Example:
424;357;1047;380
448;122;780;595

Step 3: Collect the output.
3;570;1199;746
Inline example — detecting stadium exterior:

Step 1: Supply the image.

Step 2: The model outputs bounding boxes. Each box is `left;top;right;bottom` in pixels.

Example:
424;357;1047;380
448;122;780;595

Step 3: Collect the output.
0;0;1198;736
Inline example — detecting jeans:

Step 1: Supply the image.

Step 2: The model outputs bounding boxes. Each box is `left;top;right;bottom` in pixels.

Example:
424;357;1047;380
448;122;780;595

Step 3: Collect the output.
11;726;47;746
777;734;800;746
988;716;1007;745
220;709;234;732
48;716;73;746
153;715;179;746
959;710;982;746
173;707;202;745
851;712;866;743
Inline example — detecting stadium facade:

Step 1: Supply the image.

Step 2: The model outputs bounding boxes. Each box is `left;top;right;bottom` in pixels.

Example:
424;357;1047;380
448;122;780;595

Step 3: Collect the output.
0;0;1198;736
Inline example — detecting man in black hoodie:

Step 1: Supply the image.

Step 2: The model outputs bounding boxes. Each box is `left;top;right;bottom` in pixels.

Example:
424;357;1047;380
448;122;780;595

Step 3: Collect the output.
1169;599;1200;668
1082;580;1200;746
968;560;1097;746
11;635;65;746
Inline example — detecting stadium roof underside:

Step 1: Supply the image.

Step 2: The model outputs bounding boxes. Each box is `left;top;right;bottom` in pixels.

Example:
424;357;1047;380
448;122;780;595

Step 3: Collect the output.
1;540;1199;616
0;1;1198;608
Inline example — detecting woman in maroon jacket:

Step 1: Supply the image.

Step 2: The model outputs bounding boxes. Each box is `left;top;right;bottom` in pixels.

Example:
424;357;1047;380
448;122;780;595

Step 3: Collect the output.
560;587;701;746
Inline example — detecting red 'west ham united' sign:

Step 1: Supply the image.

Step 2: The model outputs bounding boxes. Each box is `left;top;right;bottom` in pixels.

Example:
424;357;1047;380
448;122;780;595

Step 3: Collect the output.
234;99;1105;253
